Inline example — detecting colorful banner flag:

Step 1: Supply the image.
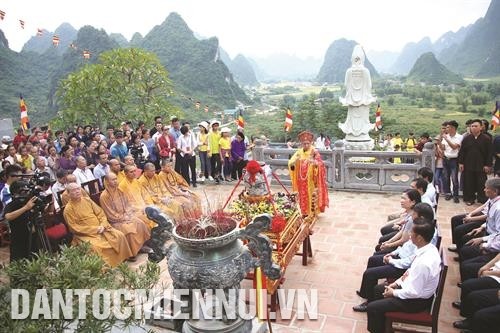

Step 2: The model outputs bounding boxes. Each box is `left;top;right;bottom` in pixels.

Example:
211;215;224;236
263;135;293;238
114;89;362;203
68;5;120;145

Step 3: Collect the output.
52;35;60;46
375;103;383;131
83;50;91;59
0;10;5;20
19;95;30;131
284;108;293;132
491;101;499;131
237;108;244;130
19;19;25;29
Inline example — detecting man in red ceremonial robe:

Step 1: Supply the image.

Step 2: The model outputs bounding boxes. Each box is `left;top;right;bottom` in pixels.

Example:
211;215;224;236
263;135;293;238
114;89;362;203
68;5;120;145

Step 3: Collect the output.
288;131;329;216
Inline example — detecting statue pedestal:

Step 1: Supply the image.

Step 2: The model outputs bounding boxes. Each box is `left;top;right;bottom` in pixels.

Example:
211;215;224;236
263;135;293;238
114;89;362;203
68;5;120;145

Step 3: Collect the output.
338;105;374;150
343;139;374;151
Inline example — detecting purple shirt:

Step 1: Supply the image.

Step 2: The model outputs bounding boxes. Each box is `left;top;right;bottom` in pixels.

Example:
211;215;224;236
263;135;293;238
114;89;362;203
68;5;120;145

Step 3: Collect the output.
59;156;77;172
231;139;246;162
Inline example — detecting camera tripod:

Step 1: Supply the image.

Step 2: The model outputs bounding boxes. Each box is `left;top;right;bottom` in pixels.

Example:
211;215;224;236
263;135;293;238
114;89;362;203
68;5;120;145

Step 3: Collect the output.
28;209;52;254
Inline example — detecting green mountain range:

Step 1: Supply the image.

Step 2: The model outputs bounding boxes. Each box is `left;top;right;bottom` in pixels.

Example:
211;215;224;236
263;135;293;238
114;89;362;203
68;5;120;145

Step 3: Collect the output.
219;48;258;87
442;0;500;77
0;12;249;126
316;38;379;83
407;52;464;85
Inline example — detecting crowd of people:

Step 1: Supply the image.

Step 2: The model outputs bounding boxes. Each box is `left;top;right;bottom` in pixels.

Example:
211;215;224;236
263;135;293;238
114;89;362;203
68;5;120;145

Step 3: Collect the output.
354;118;499;333
0;115;257;266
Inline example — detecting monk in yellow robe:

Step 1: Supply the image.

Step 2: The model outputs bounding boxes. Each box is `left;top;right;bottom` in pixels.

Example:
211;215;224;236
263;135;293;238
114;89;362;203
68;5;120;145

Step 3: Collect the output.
109;159;125;184
158;158;202;220
63;183;133;267
118;164;156;229
138;162;188;223
288;131;329;216
99;173;151;255
61;174;89;206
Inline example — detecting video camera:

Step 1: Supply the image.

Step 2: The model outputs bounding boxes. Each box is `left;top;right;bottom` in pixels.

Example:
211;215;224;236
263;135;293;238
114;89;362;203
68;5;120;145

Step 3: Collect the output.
129;144;146;165
10;172;54;214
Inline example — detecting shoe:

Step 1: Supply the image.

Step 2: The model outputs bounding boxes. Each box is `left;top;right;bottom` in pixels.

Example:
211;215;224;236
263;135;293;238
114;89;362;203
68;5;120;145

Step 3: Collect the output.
453;256;461;262
457;282;462;288
353;301;368;312
448;244;458;252
445;194;452;201
453;319;471;329
454;197;460;203
200;176;206;182
466;201;474;206
139;246;153;254
452;301;461;310
208;176;214;181
192;183;197;188
356;290;363;298
225;178;232;182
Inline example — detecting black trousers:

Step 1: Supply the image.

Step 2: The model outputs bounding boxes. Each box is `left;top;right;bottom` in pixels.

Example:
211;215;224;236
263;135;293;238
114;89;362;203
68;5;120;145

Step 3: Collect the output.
359;261;406;301
451;218;484;250
378;231;398;244
459;242;489;261
180;155;196;185
462;170;487;203
210;153;221;179
460;277;500;316
462;288;500;326
366;283;433;333
460;253;498;281
231;159;247;180
472;302;500;333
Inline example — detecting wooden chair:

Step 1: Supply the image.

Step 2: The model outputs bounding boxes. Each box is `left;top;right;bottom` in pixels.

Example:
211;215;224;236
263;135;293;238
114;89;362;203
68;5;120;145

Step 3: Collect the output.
81;178;100;196
384;248;448;333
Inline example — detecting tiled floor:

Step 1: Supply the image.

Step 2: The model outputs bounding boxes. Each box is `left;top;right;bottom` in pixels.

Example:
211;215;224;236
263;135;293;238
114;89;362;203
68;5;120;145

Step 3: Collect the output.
0;184;471;332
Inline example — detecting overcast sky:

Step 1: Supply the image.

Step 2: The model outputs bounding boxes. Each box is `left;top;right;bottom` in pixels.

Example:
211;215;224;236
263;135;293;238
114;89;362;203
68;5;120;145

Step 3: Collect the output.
0;0;491;59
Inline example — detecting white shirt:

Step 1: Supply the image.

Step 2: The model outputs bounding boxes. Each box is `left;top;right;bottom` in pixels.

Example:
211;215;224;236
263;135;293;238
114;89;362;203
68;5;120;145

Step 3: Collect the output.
177;134;198;157
423;182;437;208
73;168;95;185
93;163;110;186
441;133;463;158
393;243;441;300
482;197;500;238
35;166;55;181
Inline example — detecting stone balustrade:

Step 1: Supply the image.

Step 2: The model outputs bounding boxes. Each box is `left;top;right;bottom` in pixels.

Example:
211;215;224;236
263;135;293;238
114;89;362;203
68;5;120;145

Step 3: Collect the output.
252;140;435;193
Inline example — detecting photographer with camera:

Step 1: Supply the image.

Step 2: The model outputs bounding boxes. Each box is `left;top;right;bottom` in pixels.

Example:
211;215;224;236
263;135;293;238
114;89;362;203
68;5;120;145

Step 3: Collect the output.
4;180;40;261
128;133;148;169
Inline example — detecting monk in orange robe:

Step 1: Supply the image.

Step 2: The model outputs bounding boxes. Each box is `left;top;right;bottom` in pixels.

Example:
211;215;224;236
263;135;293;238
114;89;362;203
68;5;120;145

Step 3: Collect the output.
63;183;133;267
118;164;156;229
61;174;89;206
100;173;151;255
157;158;202;220
138;162;188;223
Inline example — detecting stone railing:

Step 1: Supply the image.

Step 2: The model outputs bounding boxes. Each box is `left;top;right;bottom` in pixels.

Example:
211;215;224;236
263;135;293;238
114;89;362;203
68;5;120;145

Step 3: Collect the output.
252;140;435;193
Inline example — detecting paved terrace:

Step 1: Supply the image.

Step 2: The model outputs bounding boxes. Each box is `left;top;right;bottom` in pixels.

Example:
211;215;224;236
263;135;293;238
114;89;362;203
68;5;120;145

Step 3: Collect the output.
0;184;469;332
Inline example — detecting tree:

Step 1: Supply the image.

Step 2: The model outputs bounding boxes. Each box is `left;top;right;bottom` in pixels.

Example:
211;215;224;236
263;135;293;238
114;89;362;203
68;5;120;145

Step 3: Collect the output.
55;48;180;129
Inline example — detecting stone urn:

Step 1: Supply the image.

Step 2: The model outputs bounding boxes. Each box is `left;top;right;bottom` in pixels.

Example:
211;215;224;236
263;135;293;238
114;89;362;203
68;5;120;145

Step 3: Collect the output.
146;207;281;333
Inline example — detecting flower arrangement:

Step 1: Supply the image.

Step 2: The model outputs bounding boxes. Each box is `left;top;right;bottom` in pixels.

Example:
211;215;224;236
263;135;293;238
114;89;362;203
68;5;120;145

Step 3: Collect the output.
230;192;298;225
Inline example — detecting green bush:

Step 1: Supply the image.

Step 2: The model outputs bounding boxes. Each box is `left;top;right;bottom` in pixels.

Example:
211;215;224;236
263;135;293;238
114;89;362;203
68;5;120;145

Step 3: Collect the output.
0;243;160;333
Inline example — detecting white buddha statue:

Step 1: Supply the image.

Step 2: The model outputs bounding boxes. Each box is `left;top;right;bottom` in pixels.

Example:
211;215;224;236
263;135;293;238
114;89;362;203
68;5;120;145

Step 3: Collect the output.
338;45;376;150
